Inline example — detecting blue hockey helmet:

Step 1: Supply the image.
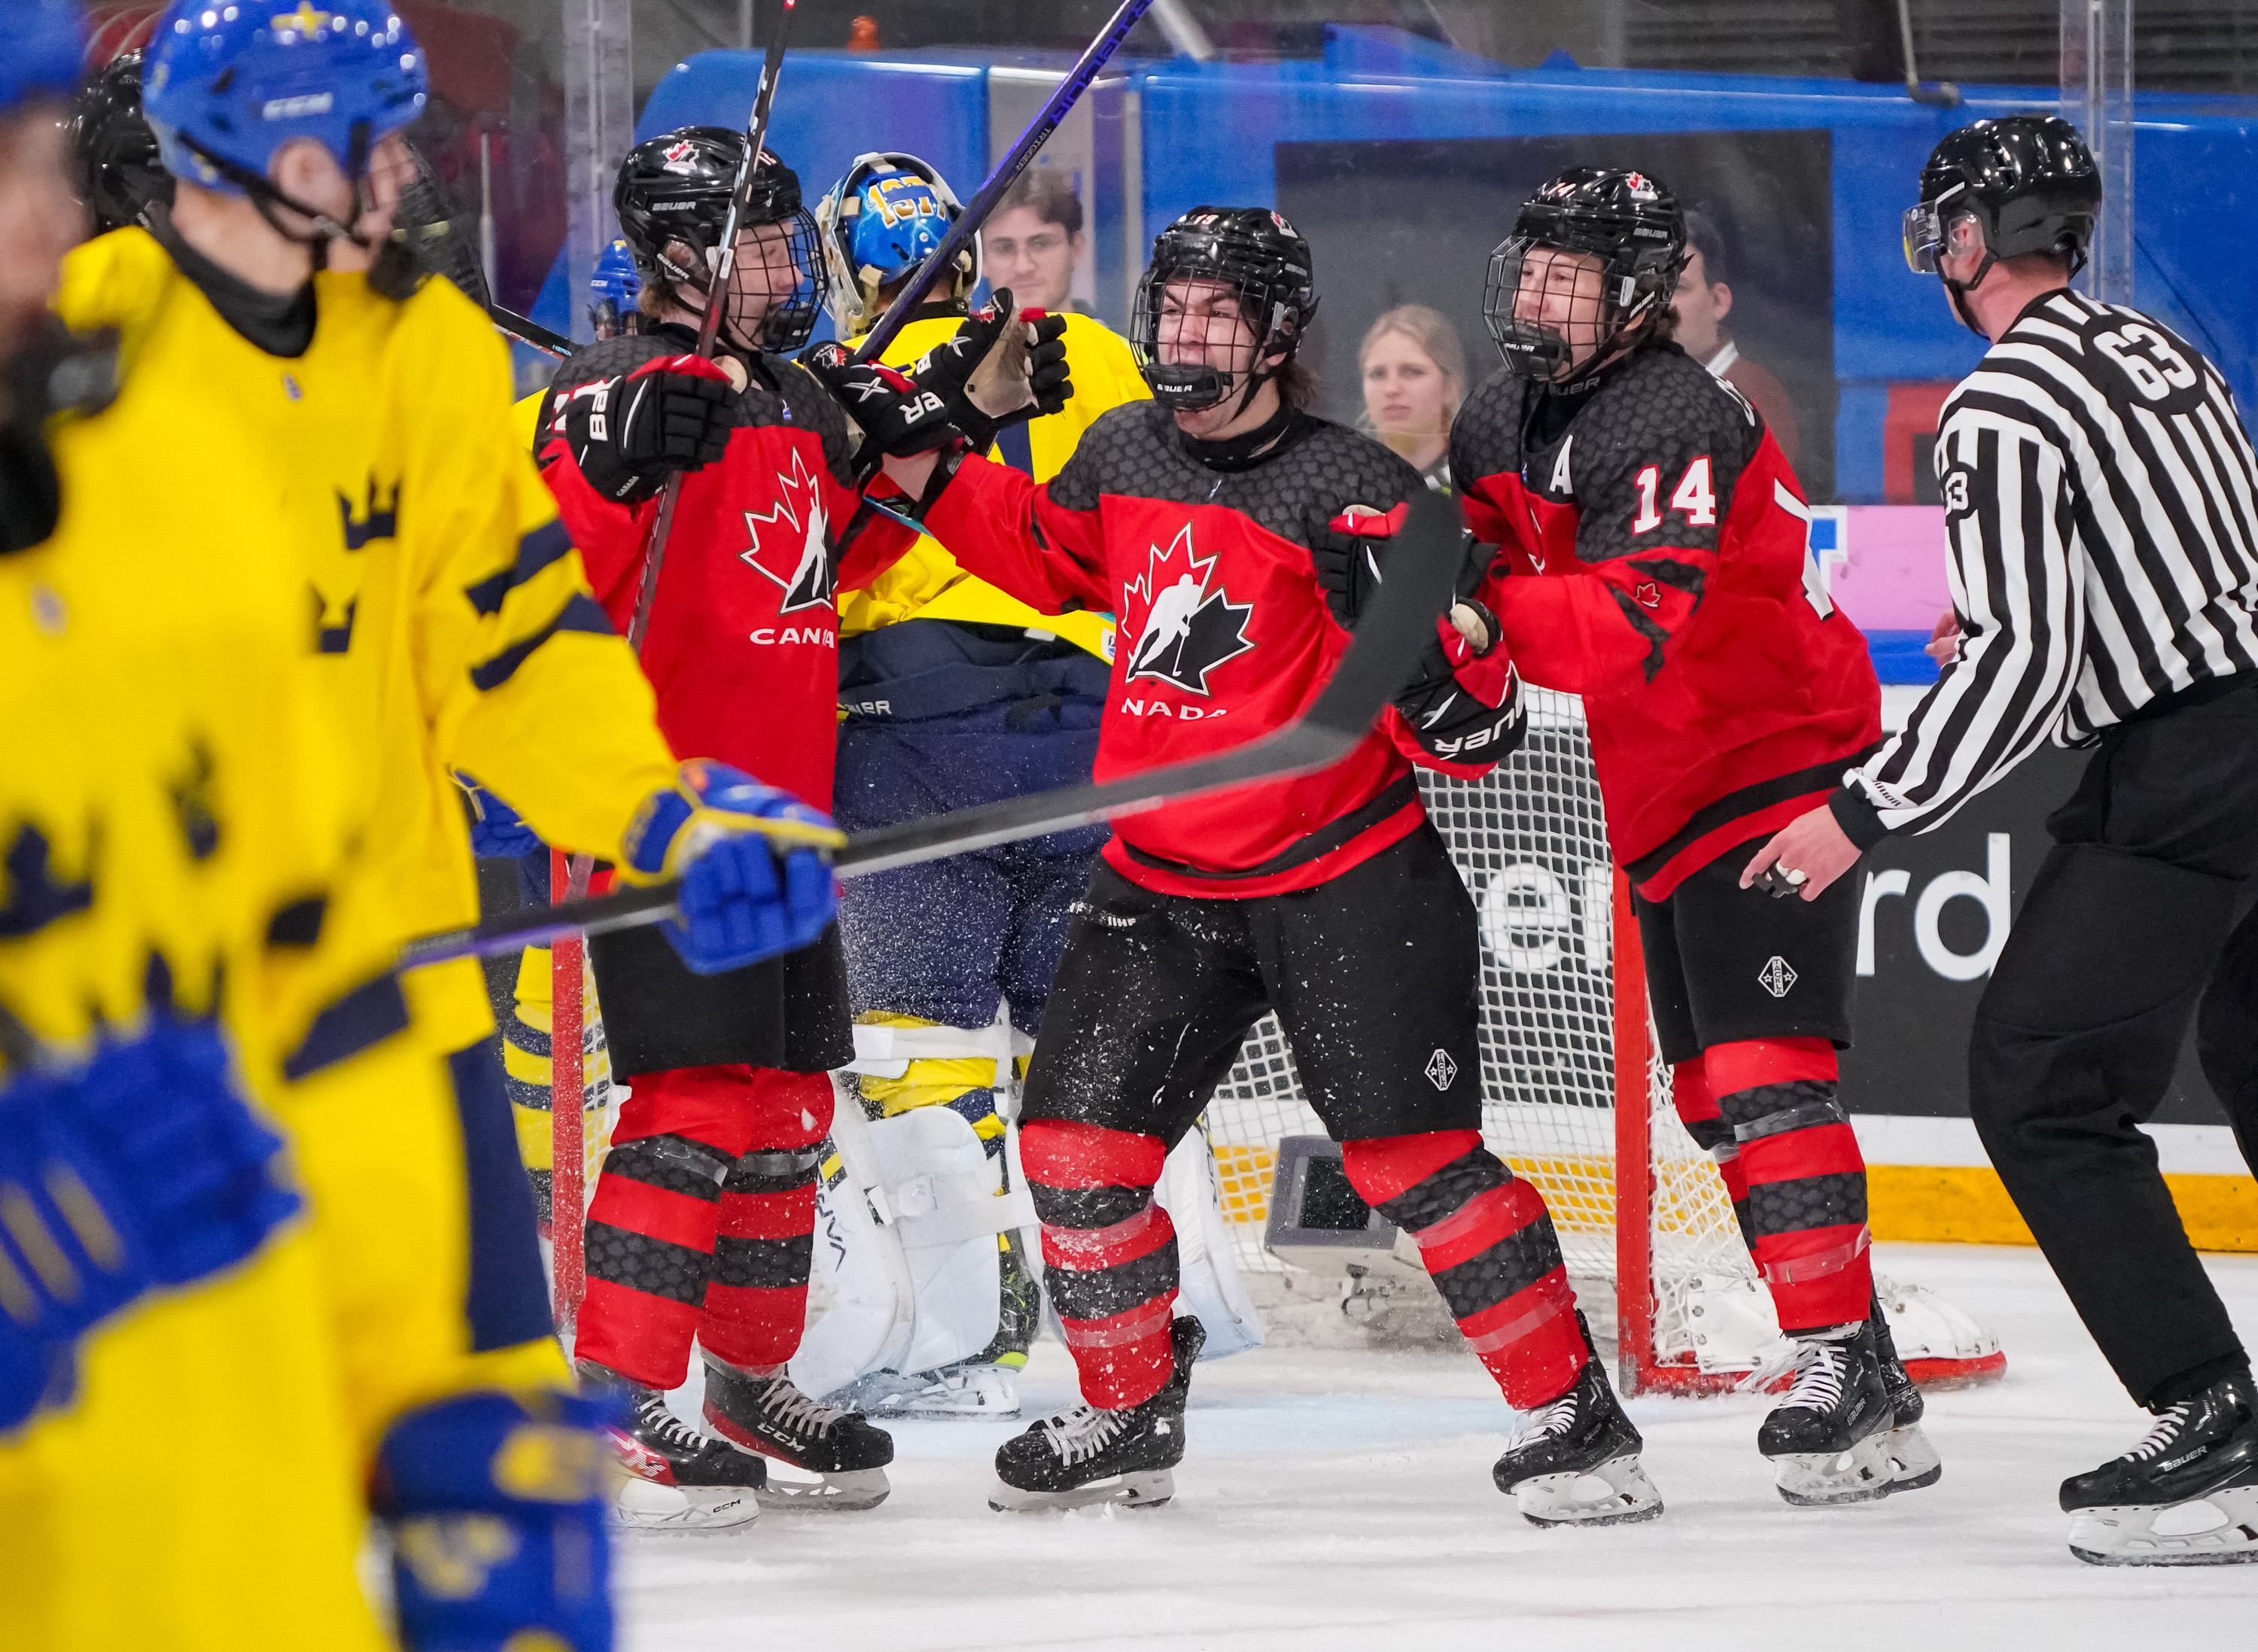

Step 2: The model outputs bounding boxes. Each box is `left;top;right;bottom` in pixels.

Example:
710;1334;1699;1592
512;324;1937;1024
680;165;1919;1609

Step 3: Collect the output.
814;151;976;337
589;236;641;335
0;0;85;117
143;0;428;199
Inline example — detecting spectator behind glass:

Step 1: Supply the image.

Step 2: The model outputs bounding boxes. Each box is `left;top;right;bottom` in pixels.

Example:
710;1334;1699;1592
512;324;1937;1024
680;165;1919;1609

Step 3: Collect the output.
980;164;1083;314
1673;210;1800;464
1357;304;1465;490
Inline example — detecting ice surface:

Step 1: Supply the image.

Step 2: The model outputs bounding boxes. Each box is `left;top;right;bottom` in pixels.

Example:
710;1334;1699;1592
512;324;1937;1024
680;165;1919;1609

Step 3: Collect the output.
627;1243;2258;1650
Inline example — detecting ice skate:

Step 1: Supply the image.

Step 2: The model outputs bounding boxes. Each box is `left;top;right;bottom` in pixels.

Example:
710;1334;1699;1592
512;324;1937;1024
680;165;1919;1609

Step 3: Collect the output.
840;1359;1021;1419
1491;1318;1663;1528
701;1359;895;1511
2062;1369;2258;1567
1870;1288;1943;1495
990;1315;1204;1512
577;1360;762;1532
1760;1319;1897;1506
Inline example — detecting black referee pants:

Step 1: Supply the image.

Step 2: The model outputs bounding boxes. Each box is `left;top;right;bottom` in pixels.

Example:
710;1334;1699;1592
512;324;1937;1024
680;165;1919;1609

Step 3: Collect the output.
1970;680;2258;1409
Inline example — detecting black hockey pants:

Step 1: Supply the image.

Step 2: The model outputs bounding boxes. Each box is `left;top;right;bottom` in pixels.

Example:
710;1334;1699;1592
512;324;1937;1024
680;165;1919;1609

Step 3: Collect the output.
1969;680;2258;1409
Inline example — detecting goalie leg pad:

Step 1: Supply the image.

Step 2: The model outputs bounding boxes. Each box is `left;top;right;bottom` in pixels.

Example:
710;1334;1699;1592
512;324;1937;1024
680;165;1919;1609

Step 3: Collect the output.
1709;1039;1873;1332
1345;1130;1587;1410
371;1390;616;1652
1021;1119;1178;1409
863;1104;1020;1375
701;1068;833;1372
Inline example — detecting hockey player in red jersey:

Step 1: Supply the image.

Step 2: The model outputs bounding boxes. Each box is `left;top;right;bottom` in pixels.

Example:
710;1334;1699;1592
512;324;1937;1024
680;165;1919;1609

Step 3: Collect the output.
534;127;924;1516
853;208;1608;1517
1452;167;1934;1509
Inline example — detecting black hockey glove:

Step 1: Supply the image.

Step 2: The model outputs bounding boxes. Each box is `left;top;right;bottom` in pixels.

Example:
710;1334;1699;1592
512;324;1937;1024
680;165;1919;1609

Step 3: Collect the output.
907;289;1073;452
801;342;963;483
551;354;735;504
1395;599;1526;765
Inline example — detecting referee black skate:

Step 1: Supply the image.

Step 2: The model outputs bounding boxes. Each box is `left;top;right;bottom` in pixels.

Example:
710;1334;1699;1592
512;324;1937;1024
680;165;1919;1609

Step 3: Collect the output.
1746;114;2258;1566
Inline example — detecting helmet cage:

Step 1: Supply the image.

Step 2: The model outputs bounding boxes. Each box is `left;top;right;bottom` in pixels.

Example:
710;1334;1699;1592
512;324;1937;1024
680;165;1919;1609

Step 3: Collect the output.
1483;218;1682;382
1128;218;1314;412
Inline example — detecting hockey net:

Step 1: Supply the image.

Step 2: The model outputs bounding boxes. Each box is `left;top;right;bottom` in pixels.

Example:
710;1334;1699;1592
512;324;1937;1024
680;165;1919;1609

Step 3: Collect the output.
1204;687;1759;1395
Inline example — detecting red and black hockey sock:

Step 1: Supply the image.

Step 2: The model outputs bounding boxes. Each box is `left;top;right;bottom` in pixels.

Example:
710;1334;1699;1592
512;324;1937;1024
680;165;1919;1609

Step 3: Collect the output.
1707;1038;1871;1331
1669;1057;1754;1249
575;1063;762;1390
1019;1118;1178;1410
701;1069;835;1373
1341;1130;1586;1410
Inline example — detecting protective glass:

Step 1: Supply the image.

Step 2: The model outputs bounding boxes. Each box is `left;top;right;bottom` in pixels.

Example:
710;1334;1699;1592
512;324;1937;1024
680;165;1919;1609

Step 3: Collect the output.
1901;201;1946;273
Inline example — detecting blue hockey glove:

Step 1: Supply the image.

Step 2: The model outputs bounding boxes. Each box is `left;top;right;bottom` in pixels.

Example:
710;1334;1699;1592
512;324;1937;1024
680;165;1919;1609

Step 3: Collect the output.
452;772;543;859
619;761;841;975
70;1015;302;1288
370;1389;619;1652
0;1067;149;1430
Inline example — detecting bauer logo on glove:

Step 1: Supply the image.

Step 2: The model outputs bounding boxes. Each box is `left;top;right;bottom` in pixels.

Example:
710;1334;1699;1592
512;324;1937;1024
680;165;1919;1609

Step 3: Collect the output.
622;760;848;974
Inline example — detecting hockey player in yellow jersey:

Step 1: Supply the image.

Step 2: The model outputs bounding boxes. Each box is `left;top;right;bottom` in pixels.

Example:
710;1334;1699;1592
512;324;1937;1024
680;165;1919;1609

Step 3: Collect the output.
48;1;843;1633
0;11;395;1643
801;156;1152;1418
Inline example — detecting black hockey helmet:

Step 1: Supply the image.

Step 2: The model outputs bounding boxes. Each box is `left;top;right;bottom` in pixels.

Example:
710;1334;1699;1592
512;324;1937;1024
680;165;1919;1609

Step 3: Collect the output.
613;126;820;352
1903;114;2098;279
1128;205;1317;412
1483;166;1686;382
71;51;171;236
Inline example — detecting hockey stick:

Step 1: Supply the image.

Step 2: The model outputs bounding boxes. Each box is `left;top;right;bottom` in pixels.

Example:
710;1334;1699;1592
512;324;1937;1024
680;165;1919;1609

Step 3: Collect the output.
490;302;574;361
623;0;796;654
398;487;1465;969
848;0;1157;365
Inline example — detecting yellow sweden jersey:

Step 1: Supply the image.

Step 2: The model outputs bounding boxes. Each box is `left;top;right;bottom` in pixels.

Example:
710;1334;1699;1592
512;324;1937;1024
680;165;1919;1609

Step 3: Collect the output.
56;230;680;1054
836;309;1149;661
0;349;388;1650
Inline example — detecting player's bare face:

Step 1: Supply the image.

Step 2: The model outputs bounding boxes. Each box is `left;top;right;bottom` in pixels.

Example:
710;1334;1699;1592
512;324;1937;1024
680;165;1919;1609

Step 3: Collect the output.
982;205;1079;313
1513;246;1610;376
0;107;83;344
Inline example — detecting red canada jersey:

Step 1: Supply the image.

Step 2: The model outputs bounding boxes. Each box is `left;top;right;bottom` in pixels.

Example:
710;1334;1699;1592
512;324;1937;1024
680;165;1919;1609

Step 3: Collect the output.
1450;345;1880;899
537;330;913;809
924;403;1494;899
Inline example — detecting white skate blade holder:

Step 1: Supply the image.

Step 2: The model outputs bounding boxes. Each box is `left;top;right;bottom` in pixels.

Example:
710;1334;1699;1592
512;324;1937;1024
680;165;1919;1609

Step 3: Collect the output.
1508;1456;1664;1529
2069;1484;2258;1566
1770;1429;1898;1507
613;1477;760;1532
987;1468;1176;1514
753;1465;892;1513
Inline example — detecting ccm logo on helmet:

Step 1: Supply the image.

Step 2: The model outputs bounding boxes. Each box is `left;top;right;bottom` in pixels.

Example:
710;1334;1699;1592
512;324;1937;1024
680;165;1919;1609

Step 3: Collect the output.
262;93;335;119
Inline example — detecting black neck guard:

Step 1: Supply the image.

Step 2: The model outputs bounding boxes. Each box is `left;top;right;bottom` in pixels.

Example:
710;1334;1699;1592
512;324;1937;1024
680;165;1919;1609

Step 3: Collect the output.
1175;398;1311;474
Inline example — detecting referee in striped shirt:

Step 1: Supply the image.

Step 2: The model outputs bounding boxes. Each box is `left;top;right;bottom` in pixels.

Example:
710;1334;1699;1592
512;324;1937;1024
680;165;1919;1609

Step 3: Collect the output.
1746;114;2258;1562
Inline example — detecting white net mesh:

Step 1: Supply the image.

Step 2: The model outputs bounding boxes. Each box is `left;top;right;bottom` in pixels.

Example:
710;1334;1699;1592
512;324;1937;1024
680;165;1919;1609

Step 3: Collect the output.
1202;688;1757;1365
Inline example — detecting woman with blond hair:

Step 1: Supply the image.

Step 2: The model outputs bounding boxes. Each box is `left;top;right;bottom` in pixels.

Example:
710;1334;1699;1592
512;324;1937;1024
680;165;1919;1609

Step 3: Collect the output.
1359;303;1466;489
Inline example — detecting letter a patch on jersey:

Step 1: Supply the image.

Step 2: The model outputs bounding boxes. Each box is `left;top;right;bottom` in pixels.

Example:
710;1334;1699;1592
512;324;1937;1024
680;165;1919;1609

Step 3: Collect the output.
739;448;833;615
1119;524;1254;696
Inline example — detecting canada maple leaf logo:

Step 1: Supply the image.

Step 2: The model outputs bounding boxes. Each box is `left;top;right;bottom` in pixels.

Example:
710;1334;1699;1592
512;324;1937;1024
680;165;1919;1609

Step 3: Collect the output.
738;448;832;615
1119;524;1253;697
